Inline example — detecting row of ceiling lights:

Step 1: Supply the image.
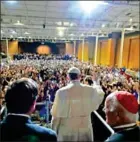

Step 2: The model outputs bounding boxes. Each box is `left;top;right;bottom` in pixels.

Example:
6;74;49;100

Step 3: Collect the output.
1;24;135;39
1;18;135;38
1;31;110;40
3;18;134;27
1;31;109;39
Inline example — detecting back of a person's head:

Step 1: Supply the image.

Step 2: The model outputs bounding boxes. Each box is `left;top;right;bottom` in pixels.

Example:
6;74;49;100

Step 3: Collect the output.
105;91;139;125
68;67;81;81
5;78;38;114
84;76;93;86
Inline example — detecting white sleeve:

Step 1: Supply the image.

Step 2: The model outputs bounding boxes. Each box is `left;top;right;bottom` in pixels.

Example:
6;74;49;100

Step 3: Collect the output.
93;85;104;105
92;87;104;110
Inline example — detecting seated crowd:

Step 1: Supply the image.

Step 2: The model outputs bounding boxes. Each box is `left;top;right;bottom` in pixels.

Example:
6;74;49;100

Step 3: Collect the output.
0;54;139;141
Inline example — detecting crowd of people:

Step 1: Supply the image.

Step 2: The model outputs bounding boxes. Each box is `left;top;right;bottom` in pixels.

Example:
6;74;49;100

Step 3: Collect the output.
13;53;75;60
0;53;139;141
1;54;139;107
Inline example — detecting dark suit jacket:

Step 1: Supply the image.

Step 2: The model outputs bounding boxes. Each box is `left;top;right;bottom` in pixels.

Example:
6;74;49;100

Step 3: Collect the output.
0;115;57;142
106;125;140;142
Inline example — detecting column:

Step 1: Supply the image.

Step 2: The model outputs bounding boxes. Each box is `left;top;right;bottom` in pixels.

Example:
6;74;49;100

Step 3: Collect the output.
119;29;125;67
73;41;76;56
82;38;85;62
94;35;99;65
6;39;9;56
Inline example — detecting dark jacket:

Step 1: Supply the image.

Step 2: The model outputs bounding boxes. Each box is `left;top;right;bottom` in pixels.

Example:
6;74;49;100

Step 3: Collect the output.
106;124;140;142
0;115;57;142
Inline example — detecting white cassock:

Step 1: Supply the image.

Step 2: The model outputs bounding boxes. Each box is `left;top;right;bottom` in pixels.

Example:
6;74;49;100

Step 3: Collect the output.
93;82;105;103
51;81;102;141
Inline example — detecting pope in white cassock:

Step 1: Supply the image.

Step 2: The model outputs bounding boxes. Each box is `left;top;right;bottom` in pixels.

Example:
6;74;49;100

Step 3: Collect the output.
51;67;103;141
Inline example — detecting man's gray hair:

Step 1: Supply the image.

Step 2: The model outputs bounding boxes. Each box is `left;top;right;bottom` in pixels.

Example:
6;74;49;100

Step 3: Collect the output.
107;92;138;122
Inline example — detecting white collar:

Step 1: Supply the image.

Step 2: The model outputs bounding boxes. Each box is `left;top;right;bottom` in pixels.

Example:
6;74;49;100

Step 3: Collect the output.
70;80;80;84
113;123;136;129
8;113;30;118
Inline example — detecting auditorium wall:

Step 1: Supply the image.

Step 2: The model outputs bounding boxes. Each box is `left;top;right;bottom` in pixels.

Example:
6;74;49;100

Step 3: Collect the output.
18;42;60;55
96;38;115;66
122;35;139;69
75;32;139;69
87;37;96;63
8;40;19;59
2;32;140;69
6;41;66;58
115;34;140;69
77;41;89;62
65;42;74;55
0;40;7;53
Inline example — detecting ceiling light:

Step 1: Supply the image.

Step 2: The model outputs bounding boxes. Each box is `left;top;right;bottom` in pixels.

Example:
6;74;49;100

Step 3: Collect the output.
79;1;108;14
11;30;17;34
6;1;17;4
24;32;30;35
18;36;24;39
129;18;133;22
56;22;62;26
130;26;133;30
126;26;134;31
102;24;105;28
10;35;13;38
14;20;24;26
29;36;31;38
58;31;64;37
116;23;119;27
10;30;16;34
70;23;74;27
63;22;70;26
57;27;66;30
1;30;4;34
81;33;84;36
70;34;74;36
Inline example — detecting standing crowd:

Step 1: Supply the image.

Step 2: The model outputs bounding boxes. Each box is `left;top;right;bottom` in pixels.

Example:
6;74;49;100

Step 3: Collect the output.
0;53;139;141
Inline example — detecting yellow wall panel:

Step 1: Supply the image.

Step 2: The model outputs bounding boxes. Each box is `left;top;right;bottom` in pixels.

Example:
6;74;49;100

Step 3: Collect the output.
65;43;74;55
128;37;140;69
83;42;89;62
8;41;19;58
96;42;101;65
77;42;82;61
122;37;131;68
116;40;121;67
77;42;89;62
109;39;115;66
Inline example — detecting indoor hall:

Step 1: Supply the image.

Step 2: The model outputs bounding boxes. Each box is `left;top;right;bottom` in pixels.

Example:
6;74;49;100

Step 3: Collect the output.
0;1;140;142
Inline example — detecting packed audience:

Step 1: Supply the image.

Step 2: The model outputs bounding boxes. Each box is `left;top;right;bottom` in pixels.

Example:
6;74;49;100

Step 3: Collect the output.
0;53;139;141
13;53;75;60
0;55;140;107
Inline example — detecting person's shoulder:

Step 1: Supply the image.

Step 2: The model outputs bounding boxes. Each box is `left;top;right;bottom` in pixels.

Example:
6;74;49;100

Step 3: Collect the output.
26;123;57;140
105;133;125;142
81;83;95;90
57;84;71;92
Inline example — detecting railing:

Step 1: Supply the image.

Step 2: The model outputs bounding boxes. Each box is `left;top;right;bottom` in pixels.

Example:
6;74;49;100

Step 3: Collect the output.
0;98;50;123
0;98;115;141
93;111;115;134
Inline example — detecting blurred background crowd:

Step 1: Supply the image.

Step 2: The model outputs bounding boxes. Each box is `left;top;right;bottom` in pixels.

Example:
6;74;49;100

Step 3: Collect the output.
1;53;139;122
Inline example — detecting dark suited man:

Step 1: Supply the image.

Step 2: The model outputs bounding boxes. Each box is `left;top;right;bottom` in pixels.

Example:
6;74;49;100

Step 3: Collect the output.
105;91;139;142
0;78;57;142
